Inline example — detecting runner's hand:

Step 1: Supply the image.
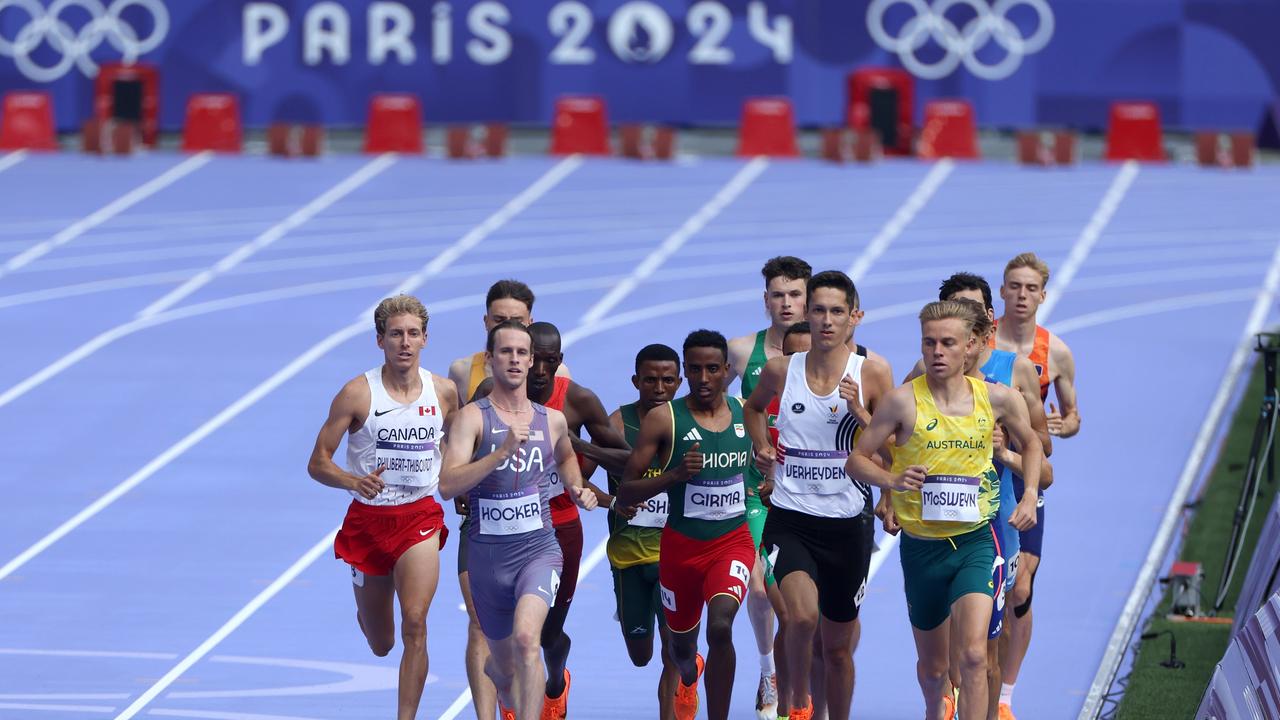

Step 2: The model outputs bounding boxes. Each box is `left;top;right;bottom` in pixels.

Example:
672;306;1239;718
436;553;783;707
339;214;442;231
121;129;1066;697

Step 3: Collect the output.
501;421;530;456
992;425;1013;464
350;465;386;500
881;500;901;536
839;374;865;420
893;464;927;492
681;442;703;480
454;496;470;516
571;485;598;510
1009;495;1038;531
759;477;774;507
754;445;776;477
1046;402;1065;436
615;501;640;519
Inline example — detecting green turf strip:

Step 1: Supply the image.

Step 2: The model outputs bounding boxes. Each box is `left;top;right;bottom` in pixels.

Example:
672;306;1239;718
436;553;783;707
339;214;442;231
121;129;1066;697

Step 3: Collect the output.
1117;357;1277;719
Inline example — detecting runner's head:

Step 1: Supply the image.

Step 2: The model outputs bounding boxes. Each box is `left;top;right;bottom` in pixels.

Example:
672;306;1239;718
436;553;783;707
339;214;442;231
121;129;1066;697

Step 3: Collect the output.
526;321;563;399
950;298;993;372
632;343;682;411
782;321;811;356
761;256;812;330
486;319;533;391
682;329;730;406
919;300;983;381
374;294;429;369
1000;253;1050;321
939;271;996;339
805;270;861;351
483;279;535;332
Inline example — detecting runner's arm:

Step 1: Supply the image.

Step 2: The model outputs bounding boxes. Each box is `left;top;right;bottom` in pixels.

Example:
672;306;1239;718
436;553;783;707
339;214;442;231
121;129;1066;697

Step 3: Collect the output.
307;376;383;498
439;405;516;500
1048;335;1080;438
617;404;687;505
551;409;597;510
447;356;471;401
744;356;786;469
846;386;922;491
725;334;753;387
567;384;632;476
992;384;1043;530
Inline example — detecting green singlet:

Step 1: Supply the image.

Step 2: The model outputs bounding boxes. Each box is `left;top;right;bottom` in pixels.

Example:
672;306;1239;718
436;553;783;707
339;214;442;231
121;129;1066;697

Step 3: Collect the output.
606;403;665;569
740;330;776;582
663;395;751;541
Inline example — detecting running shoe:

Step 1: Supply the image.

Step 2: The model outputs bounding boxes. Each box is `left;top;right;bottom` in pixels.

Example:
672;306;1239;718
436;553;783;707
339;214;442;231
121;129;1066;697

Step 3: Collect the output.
500;703;516;720
998;703;1017;720
755;671;779;719
941;692;956;720
788;697;813;720
673;653;705;720
541;668;570;720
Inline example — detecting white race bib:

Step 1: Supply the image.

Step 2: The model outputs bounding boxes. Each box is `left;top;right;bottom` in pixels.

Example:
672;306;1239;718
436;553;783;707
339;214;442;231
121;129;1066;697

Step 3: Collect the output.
684;474;745;521
375;440;436;487
476;493;543;535
778;446;849;496
921;474;981;523
629;492;670;528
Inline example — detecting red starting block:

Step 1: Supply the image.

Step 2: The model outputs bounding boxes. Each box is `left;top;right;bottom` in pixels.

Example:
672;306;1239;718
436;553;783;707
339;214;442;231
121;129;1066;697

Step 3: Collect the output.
918;99;978;160
1105;101;1165;162
181;93;241;153
551;96;610;156
738;98;798;157
1016;130;1076;166
364;94;423;154
446;124;508;159
1194;130;1255;168
0;91;57;151
619;124;676;160
268;123;325;158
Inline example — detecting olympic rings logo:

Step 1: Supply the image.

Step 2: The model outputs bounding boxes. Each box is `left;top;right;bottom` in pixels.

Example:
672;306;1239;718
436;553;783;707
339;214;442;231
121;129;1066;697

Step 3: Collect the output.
866;0;1053;81
0;0;168;82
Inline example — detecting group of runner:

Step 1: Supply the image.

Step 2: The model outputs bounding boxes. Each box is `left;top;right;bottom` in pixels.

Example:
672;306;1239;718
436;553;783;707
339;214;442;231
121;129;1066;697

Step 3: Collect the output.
306;252;1080;720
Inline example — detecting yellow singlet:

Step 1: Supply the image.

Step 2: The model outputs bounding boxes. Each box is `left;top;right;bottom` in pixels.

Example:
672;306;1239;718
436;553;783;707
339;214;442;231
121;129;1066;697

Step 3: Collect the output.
466;351;487;398
890;375;999;539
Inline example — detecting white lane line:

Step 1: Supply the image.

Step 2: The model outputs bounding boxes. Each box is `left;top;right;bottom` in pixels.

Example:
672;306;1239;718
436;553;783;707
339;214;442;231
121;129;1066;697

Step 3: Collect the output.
0;157;583;584
579;157;768;326
1079;241;1280;720
848;159;953;283
0;270;196;310
0;152;213;278
0;702;113;713
869;161;1141;584
1039;161;1139;319
137;154;397;319
0;150;27;175
111;530;338;720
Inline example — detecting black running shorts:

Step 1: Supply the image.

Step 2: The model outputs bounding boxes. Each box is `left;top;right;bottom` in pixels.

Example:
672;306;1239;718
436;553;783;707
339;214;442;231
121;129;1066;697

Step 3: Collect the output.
762;505;874;623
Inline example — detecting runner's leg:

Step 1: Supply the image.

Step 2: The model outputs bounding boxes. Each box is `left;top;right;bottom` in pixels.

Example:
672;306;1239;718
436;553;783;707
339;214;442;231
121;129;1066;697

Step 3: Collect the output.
391;535;441;720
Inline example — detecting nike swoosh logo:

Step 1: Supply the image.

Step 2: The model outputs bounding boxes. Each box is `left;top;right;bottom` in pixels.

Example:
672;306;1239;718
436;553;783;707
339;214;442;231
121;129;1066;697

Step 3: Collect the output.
374;409;395;417
419;529;432;536
491;427;508;434
538;586;550;596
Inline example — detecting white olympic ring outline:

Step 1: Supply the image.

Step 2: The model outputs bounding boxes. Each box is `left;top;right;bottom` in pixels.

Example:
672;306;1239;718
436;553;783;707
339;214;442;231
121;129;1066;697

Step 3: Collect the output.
0;0;169;82
866;0;1054;81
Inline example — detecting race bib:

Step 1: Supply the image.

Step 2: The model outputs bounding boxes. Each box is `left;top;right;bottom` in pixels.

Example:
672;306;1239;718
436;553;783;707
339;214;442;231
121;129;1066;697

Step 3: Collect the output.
921;474;981;523
629;492;670;528
476;492;543;535
684;474;745;521
778;446;849;496
375;438;437;487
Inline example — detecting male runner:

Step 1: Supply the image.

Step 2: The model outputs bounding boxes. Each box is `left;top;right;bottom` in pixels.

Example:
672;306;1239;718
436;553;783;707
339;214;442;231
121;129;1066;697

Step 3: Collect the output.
447;279;571;719
619;330;756;720
898;277;1054;720
597;343;684;720
746;271;893;720
439;320;597;720
992;253;1080;720
473;321;628;719
307;294;460;720
727;256;811;720
848;300;1043;720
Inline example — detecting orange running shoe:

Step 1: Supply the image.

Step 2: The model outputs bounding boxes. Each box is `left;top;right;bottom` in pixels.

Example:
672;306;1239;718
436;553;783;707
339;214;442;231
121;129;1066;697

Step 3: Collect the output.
941;693;956;720
788;697;813;720
541;669;571;720
999;702;1017;720
673;653;705;720
500;703;516;720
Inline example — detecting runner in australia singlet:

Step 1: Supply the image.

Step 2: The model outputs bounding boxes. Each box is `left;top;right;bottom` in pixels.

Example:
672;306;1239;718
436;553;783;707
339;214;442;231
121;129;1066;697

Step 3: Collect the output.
607;403;669;569
890;375;1000;539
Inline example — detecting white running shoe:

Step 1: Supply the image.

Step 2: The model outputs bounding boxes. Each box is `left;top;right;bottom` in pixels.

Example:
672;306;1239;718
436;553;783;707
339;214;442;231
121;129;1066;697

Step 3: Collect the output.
755;671;779;720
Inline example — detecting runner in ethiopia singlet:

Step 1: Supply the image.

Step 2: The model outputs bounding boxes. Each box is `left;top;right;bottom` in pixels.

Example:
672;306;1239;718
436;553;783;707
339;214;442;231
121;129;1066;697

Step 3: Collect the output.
659;395;756;633
465;397;563;640
335;366;448;576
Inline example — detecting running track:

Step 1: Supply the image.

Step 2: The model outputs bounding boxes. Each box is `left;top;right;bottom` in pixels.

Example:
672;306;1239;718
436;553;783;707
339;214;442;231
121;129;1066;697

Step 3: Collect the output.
1;151;1277;719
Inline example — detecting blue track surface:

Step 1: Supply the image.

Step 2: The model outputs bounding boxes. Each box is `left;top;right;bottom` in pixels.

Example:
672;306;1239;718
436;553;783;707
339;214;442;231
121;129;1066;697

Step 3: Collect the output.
1;151;1278;719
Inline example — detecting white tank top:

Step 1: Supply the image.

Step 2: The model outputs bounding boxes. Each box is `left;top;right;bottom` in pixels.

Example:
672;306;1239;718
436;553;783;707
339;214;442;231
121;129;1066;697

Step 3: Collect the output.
346;367;444;506
772;350;870;518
